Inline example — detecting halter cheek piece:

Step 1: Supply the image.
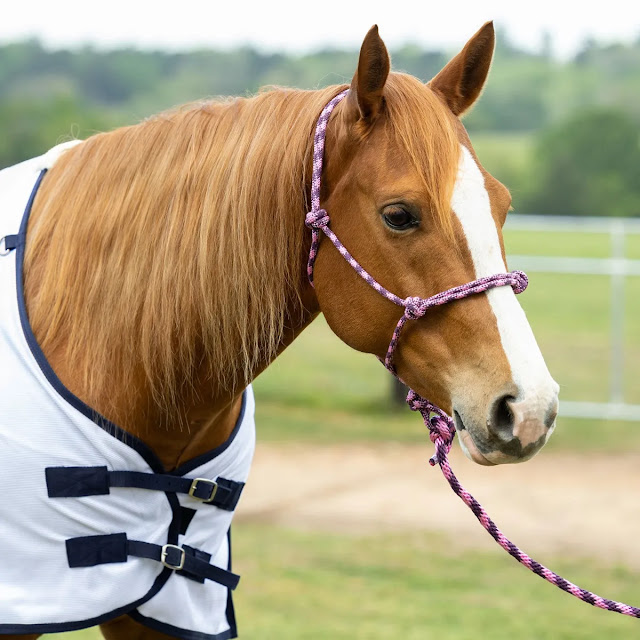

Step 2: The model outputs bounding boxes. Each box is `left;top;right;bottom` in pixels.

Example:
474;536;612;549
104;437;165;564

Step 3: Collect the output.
305;89;528;459
306;89;640;619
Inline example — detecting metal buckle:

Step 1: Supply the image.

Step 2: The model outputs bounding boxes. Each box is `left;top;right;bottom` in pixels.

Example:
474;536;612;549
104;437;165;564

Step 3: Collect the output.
161;544;186;570
189;477;218;503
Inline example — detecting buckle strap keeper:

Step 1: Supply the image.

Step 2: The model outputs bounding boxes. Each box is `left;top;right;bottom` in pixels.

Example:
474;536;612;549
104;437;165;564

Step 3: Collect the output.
0;234;21;255
46;466;244;510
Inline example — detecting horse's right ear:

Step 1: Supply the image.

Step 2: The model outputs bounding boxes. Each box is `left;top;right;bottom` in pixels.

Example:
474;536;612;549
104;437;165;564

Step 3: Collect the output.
429;21;495;116
348;25;390;123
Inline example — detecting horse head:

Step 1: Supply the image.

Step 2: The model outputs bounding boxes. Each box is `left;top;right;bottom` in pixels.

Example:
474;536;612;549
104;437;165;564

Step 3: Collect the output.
311;23;559;465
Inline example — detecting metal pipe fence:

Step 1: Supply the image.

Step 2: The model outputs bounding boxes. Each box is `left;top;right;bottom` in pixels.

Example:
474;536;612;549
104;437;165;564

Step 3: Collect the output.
506;214;640;422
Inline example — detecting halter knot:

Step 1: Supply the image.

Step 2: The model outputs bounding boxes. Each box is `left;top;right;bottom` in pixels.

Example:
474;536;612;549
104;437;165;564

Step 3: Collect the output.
403;297;428;321
511;270;529;294
406;390;455;464
305;208;330;230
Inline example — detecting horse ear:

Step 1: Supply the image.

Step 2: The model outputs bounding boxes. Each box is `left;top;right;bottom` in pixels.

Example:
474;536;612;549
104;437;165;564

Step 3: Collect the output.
429;21;495;116
349;25;390;122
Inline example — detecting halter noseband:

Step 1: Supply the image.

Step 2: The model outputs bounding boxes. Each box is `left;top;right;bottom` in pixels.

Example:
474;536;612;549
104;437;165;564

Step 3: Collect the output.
305;88;527;458
304;89;640;620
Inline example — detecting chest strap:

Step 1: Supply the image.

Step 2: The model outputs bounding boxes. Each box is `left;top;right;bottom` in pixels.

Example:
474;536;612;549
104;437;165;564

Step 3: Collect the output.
46;466;244;510
66;533;240;589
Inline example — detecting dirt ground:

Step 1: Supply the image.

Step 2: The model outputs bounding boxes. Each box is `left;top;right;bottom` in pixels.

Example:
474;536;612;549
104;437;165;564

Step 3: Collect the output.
238;442;640;568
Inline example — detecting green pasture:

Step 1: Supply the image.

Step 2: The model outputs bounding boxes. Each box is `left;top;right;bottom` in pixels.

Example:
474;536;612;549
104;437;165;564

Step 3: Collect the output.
51;525;640;640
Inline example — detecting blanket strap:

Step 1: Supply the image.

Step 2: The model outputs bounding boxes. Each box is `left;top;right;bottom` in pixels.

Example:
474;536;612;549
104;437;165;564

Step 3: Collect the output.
65;533;240;589
45;466;244;510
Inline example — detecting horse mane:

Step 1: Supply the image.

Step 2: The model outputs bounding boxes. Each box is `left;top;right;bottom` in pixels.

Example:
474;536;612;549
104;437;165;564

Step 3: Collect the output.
24;74;458;424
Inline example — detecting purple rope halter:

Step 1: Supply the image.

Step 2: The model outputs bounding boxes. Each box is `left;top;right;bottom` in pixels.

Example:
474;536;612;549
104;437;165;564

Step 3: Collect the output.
306;89;640;619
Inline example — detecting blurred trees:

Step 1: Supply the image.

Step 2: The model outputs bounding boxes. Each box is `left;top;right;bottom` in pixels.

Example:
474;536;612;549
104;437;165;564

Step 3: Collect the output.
0;36;639;216
0;94;116;165
524;109;640;216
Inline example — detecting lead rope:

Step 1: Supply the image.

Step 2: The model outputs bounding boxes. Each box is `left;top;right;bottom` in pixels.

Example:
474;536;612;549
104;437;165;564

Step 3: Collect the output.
406;393;640;617
307;88;640;619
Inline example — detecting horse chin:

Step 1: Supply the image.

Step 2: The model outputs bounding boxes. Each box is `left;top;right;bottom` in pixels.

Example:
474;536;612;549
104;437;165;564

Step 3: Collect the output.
457;429;496;466
457;426;547;466
455;411;546;465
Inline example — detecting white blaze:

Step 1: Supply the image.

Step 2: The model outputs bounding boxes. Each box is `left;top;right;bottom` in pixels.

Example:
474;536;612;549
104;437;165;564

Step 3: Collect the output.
450;145;558;409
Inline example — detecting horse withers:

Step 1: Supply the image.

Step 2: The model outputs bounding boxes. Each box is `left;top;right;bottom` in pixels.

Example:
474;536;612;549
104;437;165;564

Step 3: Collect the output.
0;21;558;640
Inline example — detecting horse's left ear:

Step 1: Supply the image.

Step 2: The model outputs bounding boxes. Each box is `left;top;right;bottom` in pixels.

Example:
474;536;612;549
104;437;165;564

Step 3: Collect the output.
349;25;390;123
429;21;495;116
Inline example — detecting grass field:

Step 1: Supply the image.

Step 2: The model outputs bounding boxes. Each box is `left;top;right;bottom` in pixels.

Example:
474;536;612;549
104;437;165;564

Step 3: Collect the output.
49;526;640;640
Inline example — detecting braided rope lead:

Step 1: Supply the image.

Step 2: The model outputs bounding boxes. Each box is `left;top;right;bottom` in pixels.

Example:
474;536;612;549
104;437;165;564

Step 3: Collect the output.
406;391;640;618
308;89;640;618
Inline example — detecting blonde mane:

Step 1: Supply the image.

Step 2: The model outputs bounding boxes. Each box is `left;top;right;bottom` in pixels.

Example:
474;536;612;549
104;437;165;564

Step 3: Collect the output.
24;75;459;423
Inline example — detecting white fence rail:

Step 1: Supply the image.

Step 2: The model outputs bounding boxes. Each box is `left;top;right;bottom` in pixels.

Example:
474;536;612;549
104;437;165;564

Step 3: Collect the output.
506;214;640;422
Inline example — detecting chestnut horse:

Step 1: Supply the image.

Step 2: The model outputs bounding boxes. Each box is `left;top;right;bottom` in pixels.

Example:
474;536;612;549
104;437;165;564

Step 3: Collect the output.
3;22;558;640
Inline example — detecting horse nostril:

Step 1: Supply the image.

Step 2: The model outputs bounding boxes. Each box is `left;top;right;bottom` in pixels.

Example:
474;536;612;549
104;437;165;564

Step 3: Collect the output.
544;400;558;429
488;394;516;439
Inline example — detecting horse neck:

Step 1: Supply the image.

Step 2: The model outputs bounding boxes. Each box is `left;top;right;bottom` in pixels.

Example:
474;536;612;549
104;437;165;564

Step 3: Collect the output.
24;89;334;469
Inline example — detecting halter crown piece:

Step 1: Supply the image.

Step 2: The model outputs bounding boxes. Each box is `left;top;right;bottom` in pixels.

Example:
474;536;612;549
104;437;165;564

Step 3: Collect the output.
306;89;640;619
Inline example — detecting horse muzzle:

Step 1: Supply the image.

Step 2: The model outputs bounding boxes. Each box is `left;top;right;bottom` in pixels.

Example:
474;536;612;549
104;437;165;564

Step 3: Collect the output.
454;388;559;465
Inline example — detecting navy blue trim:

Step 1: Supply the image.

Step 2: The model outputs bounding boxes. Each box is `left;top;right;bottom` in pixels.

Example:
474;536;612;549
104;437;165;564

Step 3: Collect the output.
15;172;247;474
16;169;247;474
5;166;246;636
226;527;238;638
0;564;173;635
130;609;235;640
172;391;248;477
1;167;180;635
15;170;167;475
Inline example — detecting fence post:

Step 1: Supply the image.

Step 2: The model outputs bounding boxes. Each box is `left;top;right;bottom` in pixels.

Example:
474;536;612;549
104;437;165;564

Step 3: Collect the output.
391;377;408;409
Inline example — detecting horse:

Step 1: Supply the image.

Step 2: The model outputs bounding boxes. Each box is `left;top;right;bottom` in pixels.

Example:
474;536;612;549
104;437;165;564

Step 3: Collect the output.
0;21;559;640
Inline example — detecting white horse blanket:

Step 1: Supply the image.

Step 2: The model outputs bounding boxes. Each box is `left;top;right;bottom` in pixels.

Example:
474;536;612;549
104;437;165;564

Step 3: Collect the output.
0;144;255;640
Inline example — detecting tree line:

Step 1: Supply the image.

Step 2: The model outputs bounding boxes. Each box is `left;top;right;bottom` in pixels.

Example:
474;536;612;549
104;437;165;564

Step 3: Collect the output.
1;30;639;216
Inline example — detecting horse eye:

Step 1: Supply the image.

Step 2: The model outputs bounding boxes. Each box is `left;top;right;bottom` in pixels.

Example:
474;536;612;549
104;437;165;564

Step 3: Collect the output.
382;206;419;231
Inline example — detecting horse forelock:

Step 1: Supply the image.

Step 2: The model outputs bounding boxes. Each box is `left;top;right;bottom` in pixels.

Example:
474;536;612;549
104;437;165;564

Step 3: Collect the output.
381;74;460;238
